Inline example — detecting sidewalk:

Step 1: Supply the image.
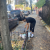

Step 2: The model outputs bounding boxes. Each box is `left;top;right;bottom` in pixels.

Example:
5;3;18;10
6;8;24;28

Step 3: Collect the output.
27;14;50;50
11;14;50;50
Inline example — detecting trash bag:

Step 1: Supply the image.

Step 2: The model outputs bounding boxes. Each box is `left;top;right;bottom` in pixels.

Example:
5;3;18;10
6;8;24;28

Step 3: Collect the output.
19;32;31;40
19;34;26;39
22;34;26;39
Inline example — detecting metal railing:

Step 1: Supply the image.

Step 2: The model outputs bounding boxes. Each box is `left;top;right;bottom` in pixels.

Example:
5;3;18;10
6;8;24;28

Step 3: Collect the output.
0;29;28;50
10;31;28;50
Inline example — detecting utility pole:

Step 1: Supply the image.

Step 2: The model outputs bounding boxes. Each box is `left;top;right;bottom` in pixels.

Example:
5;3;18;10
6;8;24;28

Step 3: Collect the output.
30;0;32;13
24;0;26;11
0;0;13;50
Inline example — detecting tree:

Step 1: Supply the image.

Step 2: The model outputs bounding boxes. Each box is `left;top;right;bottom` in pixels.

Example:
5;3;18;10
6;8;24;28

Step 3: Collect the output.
15;4;24;8
0;0;12;50
26;7;31;10
36;0;45;8
19;0;28;5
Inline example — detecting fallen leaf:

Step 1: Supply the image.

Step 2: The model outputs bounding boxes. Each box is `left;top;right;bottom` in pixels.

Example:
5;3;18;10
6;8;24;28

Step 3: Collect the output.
40;47;43;49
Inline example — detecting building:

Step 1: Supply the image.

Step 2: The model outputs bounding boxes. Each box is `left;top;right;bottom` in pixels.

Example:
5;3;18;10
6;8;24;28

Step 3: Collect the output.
6;0;15;10
15;0;19;5
10;0;15;10
27;0;30;7
15;0;28;5
15;0;23;5
15;0;29;10
7;4;11;11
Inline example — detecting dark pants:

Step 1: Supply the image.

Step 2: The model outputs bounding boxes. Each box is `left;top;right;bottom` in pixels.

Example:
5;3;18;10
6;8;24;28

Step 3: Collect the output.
30;22;36;32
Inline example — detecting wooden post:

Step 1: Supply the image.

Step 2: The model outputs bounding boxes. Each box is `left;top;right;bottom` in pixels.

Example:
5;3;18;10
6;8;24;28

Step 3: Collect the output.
0;0;13;50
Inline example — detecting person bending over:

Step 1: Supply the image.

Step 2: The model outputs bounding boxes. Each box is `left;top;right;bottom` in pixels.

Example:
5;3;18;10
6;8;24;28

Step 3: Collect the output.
22;17;36;38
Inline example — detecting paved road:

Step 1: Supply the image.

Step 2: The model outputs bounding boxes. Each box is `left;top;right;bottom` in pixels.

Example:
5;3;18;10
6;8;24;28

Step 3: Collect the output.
27;14;50;50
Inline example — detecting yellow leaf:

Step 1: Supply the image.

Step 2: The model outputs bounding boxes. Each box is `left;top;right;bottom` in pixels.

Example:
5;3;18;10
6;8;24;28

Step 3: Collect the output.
40;47;43;49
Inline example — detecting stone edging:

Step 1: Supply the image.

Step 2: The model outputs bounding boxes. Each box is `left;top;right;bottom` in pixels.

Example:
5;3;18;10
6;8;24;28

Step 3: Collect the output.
41;20;50;32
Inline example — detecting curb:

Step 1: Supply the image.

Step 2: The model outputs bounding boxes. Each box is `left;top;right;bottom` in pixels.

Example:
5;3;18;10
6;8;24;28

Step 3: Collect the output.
45;26;50;32
41;20;50;32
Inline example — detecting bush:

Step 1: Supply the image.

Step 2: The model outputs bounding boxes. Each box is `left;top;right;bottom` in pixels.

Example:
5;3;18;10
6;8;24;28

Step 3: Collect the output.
36;0;45;8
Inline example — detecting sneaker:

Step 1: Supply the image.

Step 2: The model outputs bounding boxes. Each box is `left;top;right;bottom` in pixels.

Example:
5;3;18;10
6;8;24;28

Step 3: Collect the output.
28;32;31;37
29;32;32;34
31;34;34;38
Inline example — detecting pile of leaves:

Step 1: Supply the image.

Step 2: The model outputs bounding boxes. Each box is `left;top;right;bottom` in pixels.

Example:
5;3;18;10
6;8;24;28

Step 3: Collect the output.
11;40;26;50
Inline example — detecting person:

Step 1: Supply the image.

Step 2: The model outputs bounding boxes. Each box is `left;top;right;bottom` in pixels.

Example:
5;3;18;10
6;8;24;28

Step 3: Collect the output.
22;17;36;38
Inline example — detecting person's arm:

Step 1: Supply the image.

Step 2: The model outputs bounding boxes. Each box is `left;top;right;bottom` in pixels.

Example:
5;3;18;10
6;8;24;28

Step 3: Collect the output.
26;23;29;31
25;23;27;28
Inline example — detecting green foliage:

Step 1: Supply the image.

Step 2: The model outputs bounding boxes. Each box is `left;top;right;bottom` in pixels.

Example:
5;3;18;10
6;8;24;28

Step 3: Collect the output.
19;0;28;5
36;0;45;8
0;43;3;50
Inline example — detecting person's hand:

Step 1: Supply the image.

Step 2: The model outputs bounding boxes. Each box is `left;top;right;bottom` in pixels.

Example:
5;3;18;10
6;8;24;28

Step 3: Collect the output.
26;29;28;31
25;25;26;28
26;30;28;32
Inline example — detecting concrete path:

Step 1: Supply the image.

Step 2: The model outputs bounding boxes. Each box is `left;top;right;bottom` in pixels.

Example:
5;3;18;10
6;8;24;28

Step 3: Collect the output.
27;14;50;50
11;14;50;50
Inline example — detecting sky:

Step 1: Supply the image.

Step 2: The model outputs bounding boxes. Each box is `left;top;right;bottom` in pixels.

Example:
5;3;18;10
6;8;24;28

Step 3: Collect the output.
27;0;37;5
32;0;37;4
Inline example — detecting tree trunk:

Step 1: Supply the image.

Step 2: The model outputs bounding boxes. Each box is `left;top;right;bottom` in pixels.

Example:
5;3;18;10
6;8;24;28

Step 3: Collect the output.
0;0;13;50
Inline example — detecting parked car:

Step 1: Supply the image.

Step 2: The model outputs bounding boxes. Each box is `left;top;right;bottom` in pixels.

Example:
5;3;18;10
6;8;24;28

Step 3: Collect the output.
0;15;19;36
23;11;29;16
0;14;19;36
28;11;30;14
8;15;19;31
10;10;23;21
